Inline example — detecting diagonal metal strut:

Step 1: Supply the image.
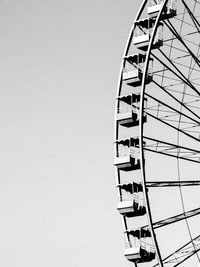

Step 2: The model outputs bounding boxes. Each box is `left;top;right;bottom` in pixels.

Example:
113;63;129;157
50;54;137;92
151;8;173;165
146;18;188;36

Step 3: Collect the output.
143;207;200;230
143;136;200;163
153;234;200;266
146;180;200;187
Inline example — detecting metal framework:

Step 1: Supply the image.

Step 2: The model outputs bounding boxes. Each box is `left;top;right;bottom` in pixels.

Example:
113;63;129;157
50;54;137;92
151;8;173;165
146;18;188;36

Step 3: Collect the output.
153;235;200;266
114;0;200;266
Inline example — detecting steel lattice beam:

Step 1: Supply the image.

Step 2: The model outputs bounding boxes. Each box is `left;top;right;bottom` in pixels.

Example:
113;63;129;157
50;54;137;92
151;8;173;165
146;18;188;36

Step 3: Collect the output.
143;136;200;163
146;180;200;187
142;207;200;230
153;234;200;266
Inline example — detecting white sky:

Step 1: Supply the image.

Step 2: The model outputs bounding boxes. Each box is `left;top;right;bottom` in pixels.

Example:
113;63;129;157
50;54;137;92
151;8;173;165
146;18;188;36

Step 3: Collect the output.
0;0;142;267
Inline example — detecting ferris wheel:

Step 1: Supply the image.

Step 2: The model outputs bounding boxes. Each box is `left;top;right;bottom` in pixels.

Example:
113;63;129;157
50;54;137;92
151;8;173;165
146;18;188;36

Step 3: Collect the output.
114;0;200;266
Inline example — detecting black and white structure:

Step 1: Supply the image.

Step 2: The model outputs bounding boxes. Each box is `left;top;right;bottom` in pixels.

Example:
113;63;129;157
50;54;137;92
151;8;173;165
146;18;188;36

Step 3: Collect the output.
114;0;200;266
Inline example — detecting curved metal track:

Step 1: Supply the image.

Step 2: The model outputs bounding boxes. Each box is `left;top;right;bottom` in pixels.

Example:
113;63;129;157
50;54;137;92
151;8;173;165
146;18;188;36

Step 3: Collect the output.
114;0;200;266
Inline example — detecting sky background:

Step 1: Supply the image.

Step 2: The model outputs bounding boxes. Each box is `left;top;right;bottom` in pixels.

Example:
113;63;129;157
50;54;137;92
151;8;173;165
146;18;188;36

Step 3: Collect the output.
0;1;142;266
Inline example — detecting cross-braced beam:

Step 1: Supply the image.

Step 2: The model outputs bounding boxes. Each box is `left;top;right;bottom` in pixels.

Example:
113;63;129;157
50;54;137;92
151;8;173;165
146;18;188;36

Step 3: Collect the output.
146;180;200;187
153;234;200;266
143;136;200;163
143;207;200;230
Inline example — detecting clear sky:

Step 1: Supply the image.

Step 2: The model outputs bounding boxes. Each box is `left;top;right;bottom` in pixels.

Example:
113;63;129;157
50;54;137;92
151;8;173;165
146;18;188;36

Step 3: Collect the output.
0;1;141;267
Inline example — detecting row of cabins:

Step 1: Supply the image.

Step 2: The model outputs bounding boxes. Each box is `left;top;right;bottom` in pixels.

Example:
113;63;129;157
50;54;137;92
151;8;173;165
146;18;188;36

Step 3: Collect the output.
115;0;177;263
124;0;177;86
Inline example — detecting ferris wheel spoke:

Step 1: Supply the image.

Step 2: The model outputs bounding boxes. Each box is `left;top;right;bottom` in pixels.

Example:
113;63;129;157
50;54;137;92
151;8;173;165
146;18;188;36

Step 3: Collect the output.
163;41;189;54
143;136;200;163
142;207;200;230
157;47;195;79
163;31;199;45
158;47;200;82
174;15;197;28
164;87;199;98
166;17;200;56
158;46;200;75
145;92;200;125
164;19;200;69
153;234;200;267
173;59;200;73
194;0;200;6
143;147;200;163
152;52;200;98
152;80;200;122
182;0;200;30
146;180;200;187
146;110;200;142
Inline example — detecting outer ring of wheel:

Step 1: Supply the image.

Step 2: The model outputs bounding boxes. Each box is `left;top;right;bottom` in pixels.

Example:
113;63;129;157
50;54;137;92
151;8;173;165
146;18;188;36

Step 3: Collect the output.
115;1;169;266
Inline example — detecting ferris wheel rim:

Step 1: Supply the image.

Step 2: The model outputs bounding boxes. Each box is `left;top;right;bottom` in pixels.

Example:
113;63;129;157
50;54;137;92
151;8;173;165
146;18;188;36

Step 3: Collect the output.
114;0;200;266
138;1;169;266
115;1;169;266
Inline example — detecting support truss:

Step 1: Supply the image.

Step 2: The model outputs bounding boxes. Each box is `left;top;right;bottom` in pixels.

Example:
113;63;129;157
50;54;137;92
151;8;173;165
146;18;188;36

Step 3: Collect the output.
153;234;200;266
142;207;200;230
143;136;200;163
146;180;200;187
